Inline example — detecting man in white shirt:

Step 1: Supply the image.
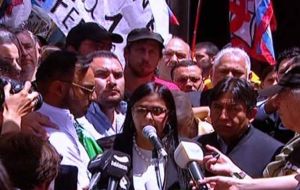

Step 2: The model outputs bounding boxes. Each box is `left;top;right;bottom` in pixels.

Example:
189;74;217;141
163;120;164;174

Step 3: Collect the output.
35;51;96;189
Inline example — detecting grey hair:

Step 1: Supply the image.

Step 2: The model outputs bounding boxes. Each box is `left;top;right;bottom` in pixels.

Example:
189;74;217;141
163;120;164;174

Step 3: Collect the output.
213;47;251;77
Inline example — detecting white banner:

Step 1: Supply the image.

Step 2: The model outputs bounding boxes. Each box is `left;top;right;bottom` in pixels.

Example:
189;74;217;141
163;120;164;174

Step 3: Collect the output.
35;0;169;39
35;0;170;64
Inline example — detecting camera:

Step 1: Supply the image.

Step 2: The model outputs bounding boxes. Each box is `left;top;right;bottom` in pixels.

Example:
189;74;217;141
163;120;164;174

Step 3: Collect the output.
0;77;43;111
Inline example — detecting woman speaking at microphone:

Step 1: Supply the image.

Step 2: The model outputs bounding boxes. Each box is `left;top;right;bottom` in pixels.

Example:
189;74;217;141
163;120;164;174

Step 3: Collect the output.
113;82;189;190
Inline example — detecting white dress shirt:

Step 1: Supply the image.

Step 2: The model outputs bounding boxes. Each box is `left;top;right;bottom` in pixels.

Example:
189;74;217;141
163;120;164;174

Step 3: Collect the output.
38;102;90;189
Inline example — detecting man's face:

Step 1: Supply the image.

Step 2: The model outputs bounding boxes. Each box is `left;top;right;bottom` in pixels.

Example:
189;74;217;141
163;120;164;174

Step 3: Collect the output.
125;40;161;77
212;55;248;86
90;56;124;107
195;48;211;70
172;65;203;92
67;67;96;118
157;38;190;81
261;70;278;89
16;31;39;81
210;92;252;143
277;89;300;133
78;39;113;56
0;43;21;77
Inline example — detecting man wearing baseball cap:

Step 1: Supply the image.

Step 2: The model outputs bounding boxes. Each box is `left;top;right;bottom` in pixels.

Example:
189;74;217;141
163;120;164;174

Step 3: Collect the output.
258;57;300;178
66;22;123;55
124;28;178;96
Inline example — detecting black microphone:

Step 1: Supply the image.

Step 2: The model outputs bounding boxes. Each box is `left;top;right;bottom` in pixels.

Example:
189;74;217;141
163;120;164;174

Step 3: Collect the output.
174;141;208;190
88;150;131;190
142;125;167;157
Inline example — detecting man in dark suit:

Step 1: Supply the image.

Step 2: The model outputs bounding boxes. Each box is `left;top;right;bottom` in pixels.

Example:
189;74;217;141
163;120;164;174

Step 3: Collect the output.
197;77;283;178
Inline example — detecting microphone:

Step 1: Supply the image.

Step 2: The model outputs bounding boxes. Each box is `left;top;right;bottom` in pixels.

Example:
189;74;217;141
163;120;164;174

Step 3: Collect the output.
88;150;131;190
142;125;167;158
174;141;208;190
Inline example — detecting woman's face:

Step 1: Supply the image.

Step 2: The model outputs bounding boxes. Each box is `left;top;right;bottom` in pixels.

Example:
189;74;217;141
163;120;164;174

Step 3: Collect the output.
132;93;169;139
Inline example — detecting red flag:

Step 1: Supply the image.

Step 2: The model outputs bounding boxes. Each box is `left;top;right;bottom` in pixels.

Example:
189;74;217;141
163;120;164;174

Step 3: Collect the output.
167;6;179;26
230;0;276;65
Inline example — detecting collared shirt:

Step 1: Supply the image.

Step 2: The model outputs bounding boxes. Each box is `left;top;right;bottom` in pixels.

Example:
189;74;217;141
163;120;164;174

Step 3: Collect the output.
85;101;126;139
216;125;251;154
38;102;90;189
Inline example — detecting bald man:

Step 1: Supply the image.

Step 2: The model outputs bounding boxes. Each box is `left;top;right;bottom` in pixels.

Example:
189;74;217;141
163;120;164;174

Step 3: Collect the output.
157;36;191;81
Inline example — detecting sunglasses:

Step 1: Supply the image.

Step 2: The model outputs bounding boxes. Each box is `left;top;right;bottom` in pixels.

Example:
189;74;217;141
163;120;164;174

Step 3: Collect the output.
132;106;168;116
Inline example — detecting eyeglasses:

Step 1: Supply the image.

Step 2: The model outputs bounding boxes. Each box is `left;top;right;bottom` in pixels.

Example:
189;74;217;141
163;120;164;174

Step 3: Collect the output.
132;106;168;117
72;82;95;94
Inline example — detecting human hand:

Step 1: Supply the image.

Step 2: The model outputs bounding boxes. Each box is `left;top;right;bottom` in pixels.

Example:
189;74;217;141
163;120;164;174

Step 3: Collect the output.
202;145;241;176
1;82;39;134
3;81;38;117
21;111;58;139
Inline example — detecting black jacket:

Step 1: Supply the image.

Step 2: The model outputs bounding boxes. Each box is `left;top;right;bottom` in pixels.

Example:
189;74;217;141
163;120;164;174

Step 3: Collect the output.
113;134;189;190
197;126;283;178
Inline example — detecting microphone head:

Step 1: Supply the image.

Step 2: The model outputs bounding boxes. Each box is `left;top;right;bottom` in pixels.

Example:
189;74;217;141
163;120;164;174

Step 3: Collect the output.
87;150;131;179
174;141;204;169
142;125;157;139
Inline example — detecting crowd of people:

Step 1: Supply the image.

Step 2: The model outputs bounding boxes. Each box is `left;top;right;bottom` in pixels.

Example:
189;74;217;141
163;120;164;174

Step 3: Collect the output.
0;21;299;190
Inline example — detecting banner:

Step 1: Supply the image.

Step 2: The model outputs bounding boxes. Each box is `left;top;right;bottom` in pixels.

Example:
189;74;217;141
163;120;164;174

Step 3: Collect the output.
0;0;32;28
230;0;276;65
34;0;169;38
34;0;170;64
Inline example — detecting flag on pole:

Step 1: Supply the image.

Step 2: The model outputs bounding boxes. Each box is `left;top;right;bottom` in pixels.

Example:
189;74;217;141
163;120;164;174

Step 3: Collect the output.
167;6;179;26
230;0;276;65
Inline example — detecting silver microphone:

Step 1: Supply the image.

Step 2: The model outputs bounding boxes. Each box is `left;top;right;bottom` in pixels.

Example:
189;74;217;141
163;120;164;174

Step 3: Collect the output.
142;125;167;157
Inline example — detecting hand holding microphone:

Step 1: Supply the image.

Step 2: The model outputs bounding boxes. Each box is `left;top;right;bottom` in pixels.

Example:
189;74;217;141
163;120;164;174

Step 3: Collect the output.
174;141;208;190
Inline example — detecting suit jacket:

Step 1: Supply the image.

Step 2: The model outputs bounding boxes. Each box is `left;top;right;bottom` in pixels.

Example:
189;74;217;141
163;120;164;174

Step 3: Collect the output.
113;134;188;190
197;126;283;178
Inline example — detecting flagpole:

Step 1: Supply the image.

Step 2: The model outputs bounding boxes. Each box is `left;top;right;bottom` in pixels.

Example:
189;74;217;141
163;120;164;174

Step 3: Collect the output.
191;0;202;58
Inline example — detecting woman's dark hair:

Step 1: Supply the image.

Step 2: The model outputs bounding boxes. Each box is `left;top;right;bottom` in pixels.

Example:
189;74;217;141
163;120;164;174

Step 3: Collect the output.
209;77;258;111
0;161;12;190
114;82;188;189
122;82;178;139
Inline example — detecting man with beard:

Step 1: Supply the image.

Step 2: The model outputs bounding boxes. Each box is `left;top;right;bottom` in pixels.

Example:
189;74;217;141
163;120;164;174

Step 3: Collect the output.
194;42;219;87
124;28;178;97
82;51;125;147
35;51;97;189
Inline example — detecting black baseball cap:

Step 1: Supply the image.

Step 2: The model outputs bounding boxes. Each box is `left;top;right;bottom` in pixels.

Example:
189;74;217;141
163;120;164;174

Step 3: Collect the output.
126;28;164;47
66;22;123;49
259;62;300;97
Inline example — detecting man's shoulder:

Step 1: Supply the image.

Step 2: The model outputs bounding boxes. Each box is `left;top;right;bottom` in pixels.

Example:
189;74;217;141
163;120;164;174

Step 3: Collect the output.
249;127;283;147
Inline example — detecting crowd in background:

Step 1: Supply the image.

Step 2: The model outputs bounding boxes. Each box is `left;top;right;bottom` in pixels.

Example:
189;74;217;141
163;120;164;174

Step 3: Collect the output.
0;21;299;190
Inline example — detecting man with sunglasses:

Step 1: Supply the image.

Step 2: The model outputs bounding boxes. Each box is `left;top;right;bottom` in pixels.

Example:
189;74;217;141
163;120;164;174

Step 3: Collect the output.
35;51;97;189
